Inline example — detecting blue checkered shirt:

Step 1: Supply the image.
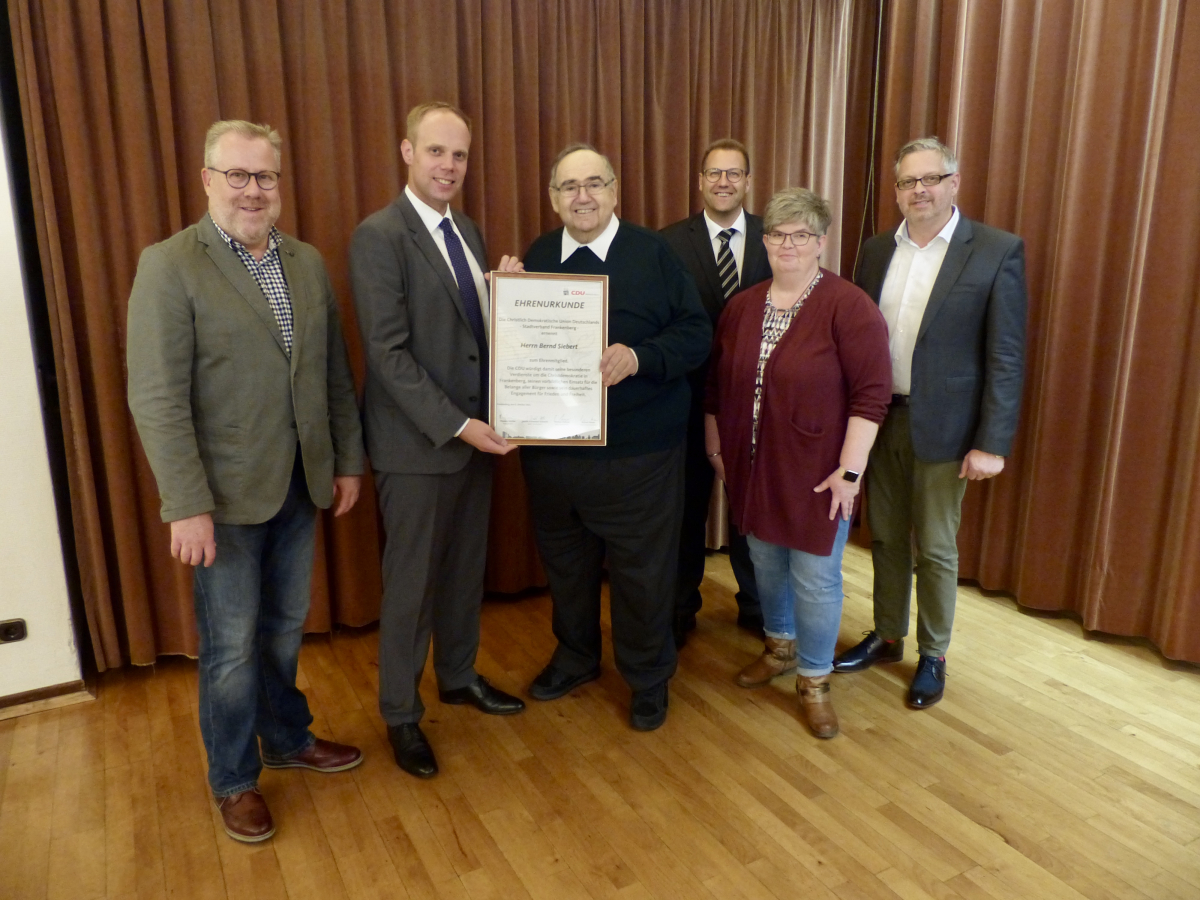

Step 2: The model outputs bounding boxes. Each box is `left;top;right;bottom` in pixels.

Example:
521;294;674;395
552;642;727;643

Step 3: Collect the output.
211;216;294;355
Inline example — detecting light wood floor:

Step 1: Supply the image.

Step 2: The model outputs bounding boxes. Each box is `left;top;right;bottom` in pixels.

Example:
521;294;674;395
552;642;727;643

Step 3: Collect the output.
5;543;1200;900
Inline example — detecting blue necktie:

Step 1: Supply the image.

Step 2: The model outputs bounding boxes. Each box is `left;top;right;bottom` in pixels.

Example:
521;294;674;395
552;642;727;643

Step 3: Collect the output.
439;218;488;414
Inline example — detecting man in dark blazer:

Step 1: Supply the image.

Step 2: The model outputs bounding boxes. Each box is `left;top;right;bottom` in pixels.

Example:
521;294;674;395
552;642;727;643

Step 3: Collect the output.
350;102;524;781
833;137;1027;709
662;139;772;648
128;120;365;843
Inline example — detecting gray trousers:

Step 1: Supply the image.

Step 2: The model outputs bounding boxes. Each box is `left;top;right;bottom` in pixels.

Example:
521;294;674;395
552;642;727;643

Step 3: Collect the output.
866;407;968;657
374;452;492;725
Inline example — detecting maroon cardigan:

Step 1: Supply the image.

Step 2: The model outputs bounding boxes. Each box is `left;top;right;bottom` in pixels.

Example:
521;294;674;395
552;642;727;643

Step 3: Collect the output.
705;272;892;555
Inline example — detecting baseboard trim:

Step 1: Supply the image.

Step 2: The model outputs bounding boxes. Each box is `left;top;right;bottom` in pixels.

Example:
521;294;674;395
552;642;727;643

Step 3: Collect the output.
0;680;93;720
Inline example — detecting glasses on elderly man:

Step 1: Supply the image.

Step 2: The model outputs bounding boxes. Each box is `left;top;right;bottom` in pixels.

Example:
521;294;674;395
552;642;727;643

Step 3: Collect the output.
551;177;615;198
764;230;820;247
895;172;953;191
208;167;281;190
702;167;746;183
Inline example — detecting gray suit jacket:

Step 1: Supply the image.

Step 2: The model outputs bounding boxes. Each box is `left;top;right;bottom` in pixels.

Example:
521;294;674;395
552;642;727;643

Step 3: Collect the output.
350;193;488;474
127;214;364;524
856;216;1027;462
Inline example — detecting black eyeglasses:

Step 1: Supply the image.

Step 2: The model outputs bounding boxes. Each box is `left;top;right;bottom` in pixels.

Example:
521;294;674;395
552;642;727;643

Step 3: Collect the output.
208;167;280;190
895;173;953;191
764;230;820;247
551;177;615;198
702;167;746;183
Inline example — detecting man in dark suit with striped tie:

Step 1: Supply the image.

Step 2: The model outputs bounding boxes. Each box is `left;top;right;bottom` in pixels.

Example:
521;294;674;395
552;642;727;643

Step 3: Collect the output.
662;139;773;648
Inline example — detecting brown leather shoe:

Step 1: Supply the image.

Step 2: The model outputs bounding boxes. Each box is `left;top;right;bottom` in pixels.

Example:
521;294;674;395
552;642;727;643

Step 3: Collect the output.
735;637;797;687
216;788;274;842
797;674;839;739
262;738;363;773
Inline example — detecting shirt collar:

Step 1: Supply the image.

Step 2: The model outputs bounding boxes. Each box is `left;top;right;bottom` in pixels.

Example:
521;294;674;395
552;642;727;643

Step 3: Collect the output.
561;214;620;262
895;206;960;249
211;214;283;255
405;185;456;233
703;208;746;241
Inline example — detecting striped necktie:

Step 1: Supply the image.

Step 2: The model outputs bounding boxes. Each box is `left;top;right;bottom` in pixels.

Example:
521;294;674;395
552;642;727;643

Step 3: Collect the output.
716;228;738;300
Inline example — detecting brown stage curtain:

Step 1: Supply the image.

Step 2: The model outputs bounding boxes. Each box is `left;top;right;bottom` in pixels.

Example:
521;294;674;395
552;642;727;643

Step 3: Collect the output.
876;0;1200;663
7;0;874;668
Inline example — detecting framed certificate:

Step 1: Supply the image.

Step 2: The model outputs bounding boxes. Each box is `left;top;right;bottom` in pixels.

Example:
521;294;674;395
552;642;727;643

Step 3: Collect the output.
489;272;608;445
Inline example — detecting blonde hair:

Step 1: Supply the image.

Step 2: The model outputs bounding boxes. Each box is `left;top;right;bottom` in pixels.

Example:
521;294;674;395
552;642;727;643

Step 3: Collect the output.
204;120;282;168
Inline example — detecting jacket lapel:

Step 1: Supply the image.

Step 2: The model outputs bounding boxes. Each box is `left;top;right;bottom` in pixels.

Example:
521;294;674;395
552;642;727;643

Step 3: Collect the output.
198;215;289;357
917;216;974;342
398;195;472;328
278;243;306;373
742;214;767;290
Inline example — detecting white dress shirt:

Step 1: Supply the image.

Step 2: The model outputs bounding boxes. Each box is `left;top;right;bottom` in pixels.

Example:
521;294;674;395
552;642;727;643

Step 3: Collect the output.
404;185;489;335
559;213;621;262
878;207;960;395
703;208;747;279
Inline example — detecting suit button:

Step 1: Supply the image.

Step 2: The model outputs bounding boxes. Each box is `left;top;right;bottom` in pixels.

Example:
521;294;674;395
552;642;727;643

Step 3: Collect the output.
469;396;478;402
469;354;478;362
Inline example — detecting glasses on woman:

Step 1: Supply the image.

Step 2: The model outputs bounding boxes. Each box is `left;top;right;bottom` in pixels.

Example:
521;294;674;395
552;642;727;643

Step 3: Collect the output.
764;230;820;247
208;168;281;190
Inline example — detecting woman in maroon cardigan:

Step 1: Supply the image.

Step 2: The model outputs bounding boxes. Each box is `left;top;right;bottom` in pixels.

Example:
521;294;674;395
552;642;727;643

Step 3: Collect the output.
704;188;892;738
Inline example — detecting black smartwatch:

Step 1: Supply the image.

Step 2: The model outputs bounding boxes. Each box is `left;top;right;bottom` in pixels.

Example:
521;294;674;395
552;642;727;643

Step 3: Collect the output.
841;469;860;483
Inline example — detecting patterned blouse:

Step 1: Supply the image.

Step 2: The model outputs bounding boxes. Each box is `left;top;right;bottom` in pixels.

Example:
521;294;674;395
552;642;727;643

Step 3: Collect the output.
751;272;824;456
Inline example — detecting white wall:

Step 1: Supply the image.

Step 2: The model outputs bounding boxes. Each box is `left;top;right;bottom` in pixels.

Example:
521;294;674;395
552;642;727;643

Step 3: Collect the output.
0;114;81;697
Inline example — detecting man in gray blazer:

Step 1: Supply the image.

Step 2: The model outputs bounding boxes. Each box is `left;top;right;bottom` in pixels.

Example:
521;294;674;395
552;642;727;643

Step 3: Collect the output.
350;102;524;781
127;120;365;843
661;138;772;648
833;137;1026;709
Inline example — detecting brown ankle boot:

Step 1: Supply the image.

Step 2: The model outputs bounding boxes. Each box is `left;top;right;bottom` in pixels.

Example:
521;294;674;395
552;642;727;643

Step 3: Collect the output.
797;674;839;738
735;637;797;687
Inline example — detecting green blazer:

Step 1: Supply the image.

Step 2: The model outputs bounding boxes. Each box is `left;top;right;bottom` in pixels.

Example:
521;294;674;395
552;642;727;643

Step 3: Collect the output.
127;214;363;524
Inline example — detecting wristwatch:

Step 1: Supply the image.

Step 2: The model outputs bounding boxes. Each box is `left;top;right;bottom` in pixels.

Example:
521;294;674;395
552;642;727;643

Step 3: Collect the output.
841;469;860;483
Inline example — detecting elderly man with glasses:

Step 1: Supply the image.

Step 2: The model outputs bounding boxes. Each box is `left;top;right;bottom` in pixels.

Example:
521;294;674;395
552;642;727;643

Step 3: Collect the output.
128;120;365;842
832;137;1027;709
520;144;711;731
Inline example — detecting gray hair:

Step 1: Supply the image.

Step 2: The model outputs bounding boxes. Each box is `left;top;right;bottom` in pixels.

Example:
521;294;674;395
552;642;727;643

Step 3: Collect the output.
204;120;282;169
893;136;958;177
762;187;832;236
549;143;616;187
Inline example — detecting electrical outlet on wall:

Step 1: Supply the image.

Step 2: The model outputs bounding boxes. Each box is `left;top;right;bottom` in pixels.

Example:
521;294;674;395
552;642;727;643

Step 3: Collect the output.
0;620;28;643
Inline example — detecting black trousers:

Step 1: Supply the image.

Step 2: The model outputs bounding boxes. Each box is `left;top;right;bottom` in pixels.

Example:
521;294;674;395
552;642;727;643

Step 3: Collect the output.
521;443;684;691
676;400;759;620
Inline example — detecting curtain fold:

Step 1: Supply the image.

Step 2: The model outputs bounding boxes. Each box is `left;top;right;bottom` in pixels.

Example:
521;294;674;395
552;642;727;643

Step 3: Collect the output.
8;0;869;668
879;0;1200;662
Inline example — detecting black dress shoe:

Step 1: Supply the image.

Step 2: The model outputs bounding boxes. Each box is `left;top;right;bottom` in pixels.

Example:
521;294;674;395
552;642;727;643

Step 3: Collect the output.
388;724;438;779
630;681;669;731
907;655;946;709
832;631;904;673
528;663;601;701
439;676;525;715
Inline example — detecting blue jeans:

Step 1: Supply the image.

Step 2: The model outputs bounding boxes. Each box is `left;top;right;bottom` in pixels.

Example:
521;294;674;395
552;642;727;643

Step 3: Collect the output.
747;517;850;677
193;455;317;797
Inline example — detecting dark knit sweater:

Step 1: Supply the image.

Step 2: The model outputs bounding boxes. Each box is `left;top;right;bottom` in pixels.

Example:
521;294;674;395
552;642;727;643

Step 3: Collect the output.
522;221;711;458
